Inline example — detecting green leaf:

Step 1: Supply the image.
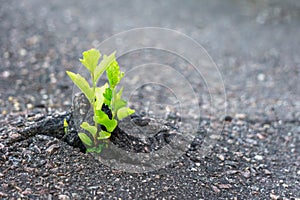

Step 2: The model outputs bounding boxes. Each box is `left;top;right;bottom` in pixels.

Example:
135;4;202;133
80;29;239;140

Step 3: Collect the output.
66;71;94;103
98;130;111;140
94;110;117;132
79;48;101;73
63;118;68;134
86;144;104;153
117;107;135;120
64;118;68;128
114;87;127;111
103;88;112;106
94;52;116;83
80;122;97;138
106;59;124;88
78;132;93;146
95;83;109;110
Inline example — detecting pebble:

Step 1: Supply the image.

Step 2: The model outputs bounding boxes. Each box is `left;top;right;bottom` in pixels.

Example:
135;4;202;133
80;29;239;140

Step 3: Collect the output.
1;71;10;78
257;73;265;81
46;144;60;154
209;134;221;140
190;167;198;172
217;154;225;161
241;170;251;178
22;188;32;195
263;169;272;175
58;194;70;200
19;48;27;57
224;115;233;122
270;193;279;200
218;184;232;189
26;103;33;109
211;185;221;193
0;192;8;197
3;51;10;59
235;113;246;119
254;155;263;160
10;133;21;140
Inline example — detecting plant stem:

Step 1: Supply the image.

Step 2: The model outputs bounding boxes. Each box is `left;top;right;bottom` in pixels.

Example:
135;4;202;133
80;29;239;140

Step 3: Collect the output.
112;87;117;118
91;73;98;144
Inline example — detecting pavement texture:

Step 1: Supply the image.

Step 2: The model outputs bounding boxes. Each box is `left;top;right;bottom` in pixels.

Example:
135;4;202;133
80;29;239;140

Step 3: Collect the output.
0;0;299;199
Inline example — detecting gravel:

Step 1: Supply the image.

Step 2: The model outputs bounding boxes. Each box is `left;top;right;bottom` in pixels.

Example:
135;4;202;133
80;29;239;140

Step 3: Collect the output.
1;0;300;199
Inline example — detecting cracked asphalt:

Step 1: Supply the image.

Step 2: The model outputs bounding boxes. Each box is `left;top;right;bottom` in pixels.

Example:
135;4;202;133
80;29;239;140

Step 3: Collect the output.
0;0;299;199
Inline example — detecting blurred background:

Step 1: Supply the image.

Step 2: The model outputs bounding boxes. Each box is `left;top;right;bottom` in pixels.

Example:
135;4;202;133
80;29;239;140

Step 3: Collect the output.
0;0;299;121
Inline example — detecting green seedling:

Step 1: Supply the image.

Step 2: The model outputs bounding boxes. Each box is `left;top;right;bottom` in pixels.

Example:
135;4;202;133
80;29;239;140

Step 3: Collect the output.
63;118;68;134
66;48;135;153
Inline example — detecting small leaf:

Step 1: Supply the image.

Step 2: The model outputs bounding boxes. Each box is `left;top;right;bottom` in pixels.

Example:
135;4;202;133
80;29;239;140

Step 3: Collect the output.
98;130;111;140
78;133;93;146
94;52;116;83
117;107;135;120
66;71;94;103
106;59;124;88
80;122;97;138
79;48;101;73
103;88;112;106
114;87;127;111
86;144;104;153
94;110;117;132
64;118;68;127
95;83;109;110
63;118;68;134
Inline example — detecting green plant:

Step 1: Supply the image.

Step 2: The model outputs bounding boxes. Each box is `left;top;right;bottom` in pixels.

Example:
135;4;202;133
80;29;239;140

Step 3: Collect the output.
66;48;135;153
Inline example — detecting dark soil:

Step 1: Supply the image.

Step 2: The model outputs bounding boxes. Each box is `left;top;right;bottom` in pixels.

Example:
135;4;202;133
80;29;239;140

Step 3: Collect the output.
0;0;300;199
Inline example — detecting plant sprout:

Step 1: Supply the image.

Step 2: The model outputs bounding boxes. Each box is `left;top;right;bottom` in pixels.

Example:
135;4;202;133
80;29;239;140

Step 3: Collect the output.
66;48;135;153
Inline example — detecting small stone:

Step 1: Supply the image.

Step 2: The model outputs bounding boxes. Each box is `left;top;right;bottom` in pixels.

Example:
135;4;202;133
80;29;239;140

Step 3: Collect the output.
26;35;40;45
217;154;225;161
254;155;263;160
3;51;10;59
22;188;32;195
10;133;21;140
243;157;251;162
209;134;221;140
257;73;265;81
46;144;60;154
263;169;272;175
263;124;270;129
282;183;288;188
241;170;251;178
19;48;27;57
163;186;169;191
218;184;231;189
224;115;233;122
195;162;201;167
0;192;8;197
270;193;279;200
26;103;33;109
257;133;265;140
235;113;246;119
8;96;13;102
1;71;10;78
211;185;221;193
58;194;70;200
190;167;198;172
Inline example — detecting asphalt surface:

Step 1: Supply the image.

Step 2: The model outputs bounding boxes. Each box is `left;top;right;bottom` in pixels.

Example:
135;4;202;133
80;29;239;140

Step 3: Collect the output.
0;0;299;199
